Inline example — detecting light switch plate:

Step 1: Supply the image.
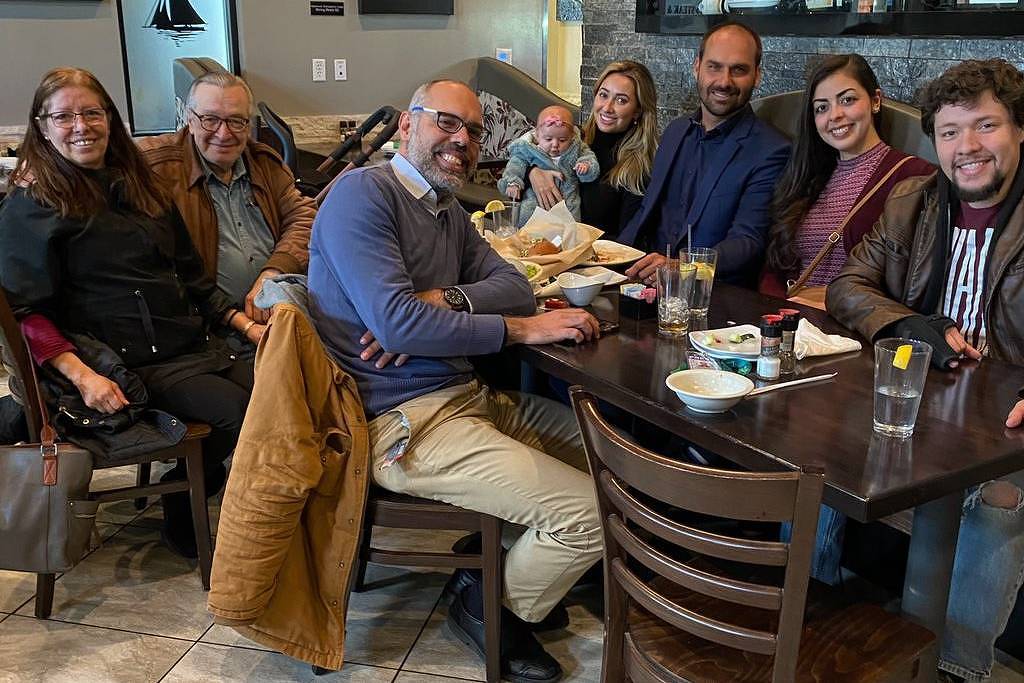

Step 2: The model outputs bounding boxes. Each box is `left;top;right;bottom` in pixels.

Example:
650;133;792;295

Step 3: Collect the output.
334;58;347;81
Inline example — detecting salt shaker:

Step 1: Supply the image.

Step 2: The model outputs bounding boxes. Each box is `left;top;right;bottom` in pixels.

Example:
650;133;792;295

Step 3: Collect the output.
758;315;782;381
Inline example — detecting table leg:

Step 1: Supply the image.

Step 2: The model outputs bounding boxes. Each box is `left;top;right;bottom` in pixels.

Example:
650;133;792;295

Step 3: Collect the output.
901;491;964;681
520;360;540;395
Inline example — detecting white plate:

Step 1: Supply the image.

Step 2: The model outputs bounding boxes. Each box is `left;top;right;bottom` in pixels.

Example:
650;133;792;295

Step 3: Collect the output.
579;240;646;267
689;324;761;360
534;265;626;298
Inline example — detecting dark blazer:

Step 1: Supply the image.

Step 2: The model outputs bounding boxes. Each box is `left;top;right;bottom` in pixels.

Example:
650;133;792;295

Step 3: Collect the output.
618;106;791;284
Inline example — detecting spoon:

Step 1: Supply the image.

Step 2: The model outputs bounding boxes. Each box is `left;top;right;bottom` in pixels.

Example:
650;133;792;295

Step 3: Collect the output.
745;372;838;398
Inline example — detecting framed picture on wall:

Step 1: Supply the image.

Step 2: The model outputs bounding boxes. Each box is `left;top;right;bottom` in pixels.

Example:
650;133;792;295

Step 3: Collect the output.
115;0;240;134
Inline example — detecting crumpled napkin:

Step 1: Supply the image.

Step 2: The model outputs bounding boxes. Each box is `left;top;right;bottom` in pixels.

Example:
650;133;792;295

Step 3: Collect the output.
794;318;862;359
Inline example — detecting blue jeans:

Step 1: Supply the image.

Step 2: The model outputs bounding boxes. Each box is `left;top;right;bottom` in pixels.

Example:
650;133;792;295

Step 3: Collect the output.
940;475;1024;682
780;504;847;586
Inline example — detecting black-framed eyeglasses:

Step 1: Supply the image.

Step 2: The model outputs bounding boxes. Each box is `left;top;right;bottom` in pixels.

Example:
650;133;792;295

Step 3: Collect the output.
190;109;250;133
410;106;486;143
35;108;107;129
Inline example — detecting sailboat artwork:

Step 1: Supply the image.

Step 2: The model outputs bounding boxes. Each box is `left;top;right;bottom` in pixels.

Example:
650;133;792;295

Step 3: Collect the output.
145;0;207;43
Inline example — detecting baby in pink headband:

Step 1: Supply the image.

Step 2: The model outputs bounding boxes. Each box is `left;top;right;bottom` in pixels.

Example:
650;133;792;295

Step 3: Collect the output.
498;105;599;227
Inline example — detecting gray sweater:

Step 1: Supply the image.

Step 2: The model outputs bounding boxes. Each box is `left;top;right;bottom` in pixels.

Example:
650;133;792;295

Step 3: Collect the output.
308;155;535;417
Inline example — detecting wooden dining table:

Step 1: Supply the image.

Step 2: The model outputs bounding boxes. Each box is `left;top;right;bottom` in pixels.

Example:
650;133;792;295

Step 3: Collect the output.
518;282;1024;678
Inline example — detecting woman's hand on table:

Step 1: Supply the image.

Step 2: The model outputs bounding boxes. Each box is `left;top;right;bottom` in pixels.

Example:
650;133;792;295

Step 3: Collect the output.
625;253;667;286
528;168;564;210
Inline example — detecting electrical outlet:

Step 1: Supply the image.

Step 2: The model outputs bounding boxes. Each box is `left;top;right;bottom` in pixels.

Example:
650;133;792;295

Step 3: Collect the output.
312;58;327;82
334;59;347;81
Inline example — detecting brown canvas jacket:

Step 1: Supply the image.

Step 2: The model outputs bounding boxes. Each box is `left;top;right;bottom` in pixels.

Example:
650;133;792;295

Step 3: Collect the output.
207;303;369;670
137;129;314;279
827;172;1024;366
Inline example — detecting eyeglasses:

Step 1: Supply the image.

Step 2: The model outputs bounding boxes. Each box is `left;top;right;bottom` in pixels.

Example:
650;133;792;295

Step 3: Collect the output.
190;109;250;133
36;108;107;129
410;106;485;143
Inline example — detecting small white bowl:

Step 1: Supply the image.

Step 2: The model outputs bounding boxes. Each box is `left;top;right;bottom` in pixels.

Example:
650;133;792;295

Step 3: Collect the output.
665;369;755;413
557;272;603;306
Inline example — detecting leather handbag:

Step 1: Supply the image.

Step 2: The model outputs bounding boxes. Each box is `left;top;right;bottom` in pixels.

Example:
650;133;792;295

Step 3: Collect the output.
0;296;95;573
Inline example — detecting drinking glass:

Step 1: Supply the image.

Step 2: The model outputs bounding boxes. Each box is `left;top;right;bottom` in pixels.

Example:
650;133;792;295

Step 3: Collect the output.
657;260;696;337
493;201;520;238
680;247;718;316
873;338;932;438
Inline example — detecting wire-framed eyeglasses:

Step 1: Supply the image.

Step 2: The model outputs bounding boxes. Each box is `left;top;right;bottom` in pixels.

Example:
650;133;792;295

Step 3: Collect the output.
410;106;486;143
36;108;108;129
190;109;250;133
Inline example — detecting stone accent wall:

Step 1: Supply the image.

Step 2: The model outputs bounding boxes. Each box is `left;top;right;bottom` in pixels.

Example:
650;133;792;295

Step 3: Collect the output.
582;0;1024;131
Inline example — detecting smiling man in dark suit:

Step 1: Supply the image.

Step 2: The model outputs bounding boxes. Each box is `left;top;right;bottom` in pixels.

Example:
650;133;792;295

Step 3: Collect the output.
620;22;790;286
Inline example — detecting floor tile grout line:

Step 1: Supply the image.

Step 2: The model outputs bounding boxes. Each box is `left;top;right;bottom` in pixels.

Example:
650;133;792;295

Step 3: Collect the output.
392;583;487;683
156;637;201;683
4;612;204;644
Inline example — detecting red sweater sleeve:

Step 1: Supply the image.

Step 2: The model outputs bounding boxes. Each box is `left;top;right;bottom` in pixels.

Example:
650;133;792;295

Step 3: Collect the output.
20;313;76;366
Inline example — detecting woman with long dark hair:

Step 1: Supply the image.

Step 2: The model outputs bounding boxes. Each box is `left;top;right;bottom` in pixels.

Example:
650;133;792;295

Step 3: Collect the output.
763;54;933;307
0;67;257;557
528;60;659;238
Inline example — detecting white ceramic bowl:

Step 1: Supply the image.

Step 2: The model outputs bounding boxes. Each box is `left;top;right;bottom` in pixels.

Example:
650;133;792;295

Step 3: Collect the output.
665;369;755;413
557;272;603;306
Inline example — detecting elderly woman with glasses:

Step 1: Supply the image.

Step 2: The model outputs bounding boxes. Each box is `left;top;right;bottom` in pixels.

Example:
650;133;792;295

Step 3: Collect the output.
0;67;254;558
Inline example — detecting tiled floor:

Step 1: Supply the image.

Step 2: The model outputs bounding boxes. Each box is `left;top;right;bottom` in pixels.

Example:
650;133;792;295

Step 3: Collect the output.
0;463;605;683
1;370;1022;682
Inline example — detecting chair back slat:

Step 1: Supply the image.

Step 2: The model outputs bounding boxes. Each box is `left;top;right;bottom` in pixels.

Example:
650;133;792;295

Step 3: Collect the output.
609;514;782;612
611;558;778;656
571;388;825;680
0;289;44;437
601;469;790;567
577;397;800;522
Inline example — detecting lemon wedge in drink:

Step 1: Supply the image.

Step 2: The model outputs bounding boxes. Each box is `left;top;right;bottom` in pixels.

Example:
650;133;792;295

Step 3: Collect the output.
694;262;716;281
484;199;506;214
470;210;486;233
893;343;913;370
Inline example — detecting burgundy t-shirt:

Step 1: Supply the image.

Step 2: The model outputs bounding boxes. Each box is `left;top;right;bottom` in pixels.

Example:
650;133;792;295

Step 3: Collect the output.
942;202;1000;352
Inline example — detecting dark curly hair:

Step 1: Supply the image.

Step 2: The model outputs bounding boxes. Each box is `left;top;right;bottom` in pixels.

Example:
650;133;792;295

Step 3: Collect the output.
920;59;1024;138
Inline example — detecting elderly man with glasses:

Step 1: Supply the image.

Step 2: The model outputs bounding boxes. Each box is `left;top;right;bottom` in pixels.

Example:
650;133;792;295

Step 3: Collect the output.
309;79;603;683
137;72;314;349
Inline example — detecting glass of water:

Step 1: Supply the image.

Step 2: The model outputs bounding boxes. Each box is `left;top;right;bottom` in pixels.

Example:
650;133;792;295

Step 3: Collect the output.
657;260;696;337
873;338;932;438
493;201;520;238
680;247;718;316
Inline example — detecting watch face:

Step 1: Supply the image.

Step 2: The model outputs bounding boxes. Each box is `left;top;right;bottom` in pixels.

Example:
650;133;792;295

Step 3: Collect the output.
445;287;467;310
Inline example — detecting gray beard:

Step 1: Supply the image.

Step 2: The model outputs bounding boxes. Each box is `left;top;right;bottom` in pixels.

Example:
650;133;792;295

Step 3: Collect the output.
407;142;469;193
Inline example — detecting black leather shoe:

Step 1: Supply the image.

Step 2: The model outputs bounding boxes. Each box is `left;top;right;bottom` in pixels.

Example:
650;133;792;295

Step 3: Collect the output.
446;589;562;683
442;569;570;632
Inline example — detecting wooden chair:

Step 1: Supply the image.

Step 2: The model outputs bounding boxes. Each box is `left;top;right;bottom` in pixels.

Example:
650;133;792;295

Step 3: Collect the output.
570;388;937;683
0;289;214;618
351;485;503;683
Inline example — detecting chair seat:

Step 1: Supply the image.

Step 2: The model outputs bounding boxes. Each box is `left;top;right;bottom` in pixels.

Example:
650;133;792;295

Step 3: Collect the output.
627;578;936;682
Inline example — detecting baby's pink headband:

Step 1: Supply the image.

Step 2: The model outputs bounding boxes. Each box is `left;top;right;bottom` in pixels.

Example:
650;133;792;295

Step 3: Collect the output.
541;115;570;129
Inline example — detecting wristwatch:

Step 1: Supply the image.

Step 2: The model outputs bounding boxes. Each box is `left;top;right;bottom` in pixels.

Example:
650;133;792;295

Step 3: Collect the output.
443;287;470;312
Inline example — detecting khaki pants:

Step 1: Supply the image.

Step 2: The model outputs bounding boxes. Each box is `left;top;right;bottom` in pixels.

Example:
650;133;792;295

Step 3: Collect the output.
369;380;602;622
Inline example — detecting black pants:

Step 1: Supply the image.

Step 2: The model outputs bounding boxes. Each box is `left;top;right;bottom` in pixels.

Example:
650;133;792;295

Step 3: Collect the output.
149;357;253;486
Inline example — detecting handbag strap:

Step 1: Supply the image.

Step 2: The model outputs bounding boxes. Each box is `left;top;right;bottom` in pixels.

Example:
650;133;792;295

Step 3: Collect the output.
787;156;913;297
0;290;59;485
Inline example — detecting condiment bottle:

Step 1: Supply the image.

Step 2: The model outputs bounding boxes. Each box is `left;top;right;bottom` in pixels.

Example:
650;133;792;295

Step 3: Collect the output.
778;309;801;376
758;316;782;381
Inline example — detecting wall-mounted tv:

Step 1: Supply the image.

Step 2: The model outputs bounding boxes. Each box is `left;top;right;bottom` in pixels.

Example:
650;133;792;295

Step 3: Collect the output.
358;0;454;14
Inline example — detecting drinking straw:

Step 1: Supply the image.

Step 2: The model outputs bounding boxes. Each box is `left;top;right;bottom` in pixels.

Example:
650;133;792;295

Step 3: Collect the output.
687;223;692;252
666;242;671;261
